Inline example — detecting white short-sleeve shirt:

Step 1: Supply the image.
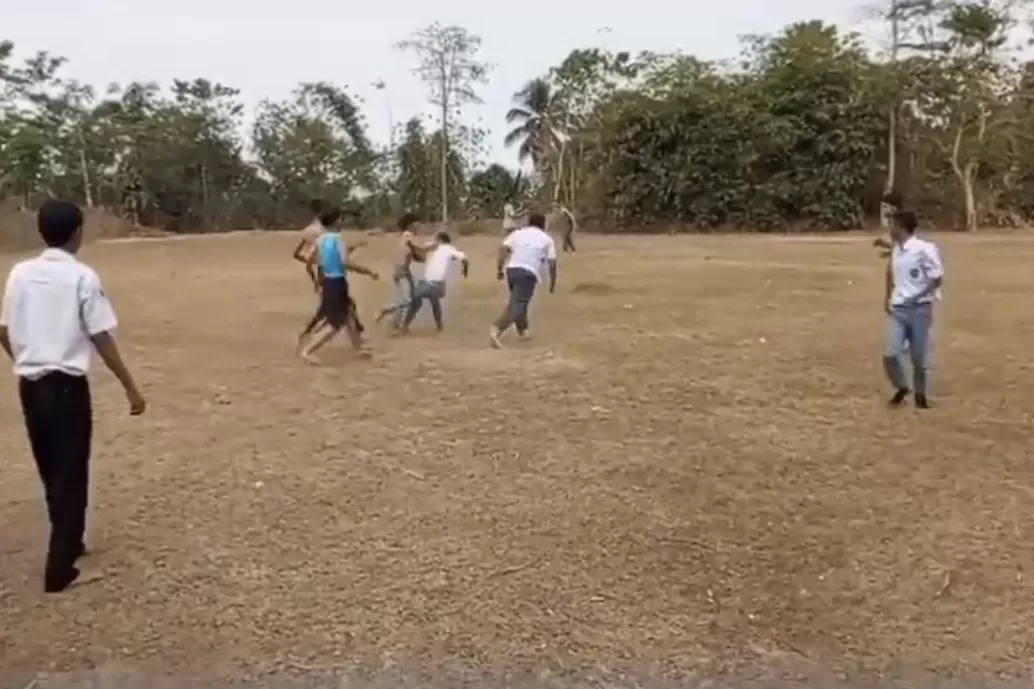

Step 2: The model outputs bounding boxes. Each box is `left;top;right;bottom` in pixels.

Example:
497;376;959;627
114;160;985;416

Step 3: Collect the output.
0;248;118;379
890;235;944;306
503;226;557;280
423;244;467;283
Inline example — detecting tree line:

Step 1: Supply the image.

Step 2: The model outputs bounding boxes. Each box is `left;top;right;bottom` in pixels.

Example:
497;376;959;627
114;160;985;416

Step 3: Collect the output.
2;0;1033;233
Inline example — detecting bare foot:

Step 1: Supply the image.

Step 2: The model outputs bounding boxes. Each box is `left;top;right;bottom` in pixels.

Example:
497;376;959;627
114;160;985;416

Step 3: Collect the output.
489;327;503;349
518;330;531;341
301;352;322;366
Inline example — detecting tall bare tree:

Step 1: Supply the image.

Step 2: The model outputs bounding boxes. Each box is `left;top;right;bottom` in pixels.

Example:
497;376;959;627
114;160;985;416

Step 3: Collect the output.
396;23;489;221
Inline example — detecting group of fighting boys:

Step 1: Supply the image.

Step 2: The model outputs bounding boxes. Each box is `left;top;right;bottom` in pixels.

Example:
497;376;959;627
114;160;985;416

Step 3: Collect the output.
291;199;558;362
291;201;471;364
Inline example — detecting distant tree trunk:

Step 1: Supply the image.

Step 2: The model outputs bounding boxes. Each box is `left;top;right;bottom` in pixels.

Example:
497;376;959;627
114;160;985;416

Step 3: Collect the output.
440;99;449;222
881;0;899;229
951;109;985;232
76;126;94;208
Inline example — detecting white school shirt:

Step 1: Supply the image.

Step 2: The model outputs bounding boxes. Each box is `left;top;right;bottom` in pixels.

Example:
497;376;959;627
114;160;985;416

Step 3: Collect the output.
423;244;467;283
890;235;944;306
0;248;118;379
503;226;557;280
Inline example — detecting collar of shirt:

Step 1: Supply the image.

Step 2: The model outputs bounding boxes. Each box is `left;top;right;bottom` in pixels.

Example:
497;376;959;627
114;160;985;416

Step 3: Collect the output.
39;248;76;262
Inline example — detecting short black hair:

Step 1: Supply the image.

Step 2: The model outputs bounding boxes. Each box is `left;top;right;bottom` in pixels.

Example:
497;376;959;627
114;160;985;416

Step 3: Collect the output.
319;206;341;227
893;209;918;233
398;212;420;230
309;198;324;215
527;212;546;229
435;230;451;244
38;199;83;247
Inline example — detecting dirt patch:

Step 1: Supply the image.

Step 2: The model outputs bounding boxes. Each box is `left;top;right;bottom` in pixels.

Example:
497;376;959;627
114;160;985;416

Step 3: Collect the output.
0;205;160;252
571;281;616;295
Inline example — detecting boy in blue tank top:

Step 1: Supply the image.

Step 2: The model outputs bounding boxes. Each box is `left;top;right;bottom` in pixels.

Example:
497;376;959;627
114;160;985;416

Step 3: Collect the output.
296;207;379;363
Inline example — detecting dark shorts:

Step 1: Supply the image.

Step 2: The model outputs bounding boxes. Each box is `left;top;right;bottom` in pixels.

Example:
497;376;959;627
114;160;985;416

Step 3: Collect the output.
318;276;351;328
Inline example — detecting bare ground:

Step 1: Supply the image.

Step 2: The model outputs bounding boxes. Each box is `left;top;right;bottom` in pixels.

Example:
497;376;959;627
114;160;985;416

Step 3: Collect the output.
2;232;1034;688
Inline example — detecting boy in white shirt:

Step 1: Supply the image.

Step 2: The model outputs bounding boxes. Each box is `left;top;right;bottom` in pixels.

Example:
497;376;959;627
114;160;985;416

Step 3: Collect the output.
490;212;557;348
399;230;469;333
0;200;146;593
883;209;943;409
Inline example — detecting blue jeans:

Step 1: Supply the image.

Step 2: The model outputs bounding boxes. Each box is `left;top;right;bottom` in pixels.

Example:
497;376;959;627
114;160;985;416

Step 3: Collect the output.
883;303;933;395
403;279;446;329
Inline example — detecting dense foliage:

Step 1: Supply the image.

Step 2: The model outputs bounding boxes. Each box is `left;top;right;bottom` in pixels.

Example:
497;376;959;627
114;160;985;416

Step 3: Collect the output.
3;2;1033;232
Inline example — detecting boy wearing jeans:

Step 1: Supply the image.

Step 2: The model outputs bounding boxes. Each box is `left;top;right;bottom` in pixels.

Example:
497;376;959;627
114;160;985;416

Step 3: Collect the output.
0;200;146;593
884;209;944;409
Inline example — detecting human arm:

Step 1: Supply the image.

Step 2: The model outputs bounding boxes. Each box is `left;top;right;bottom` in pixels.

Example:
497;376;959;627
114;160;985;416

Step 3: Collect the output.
81;274;145;414
295;240;320;289
406;239;434;262
1;269;16;360
883;258;893;313
496;245;510;280
346;261;379;280
546;237;558;293
455;249;470;278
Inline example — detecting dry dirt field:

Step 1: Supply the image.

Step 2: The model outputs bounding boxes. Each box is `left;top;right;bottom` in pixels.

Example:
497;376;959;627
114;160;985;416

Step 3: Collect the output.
2;231;1034;688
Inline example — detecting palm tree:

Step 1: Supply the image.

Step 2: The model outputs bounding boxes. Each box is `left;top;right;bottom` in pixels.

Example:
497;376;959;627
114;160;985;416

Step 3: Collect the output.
504;78;557;169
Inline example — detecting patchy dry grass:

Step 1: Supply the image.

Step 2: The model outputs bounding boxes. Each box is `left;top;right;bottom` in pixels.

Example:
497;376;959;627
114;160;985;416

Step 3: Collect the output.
1;231;1034;688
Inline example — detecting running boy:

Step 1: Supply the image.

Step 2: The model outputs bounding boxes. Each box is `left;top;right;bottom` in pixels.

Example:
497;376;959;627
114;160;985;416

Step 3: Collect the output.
400;230;469;334
490;212;557;348
297;206;379;363
0;199;146;593
293;198;325;292
375;212;430;330
292;199;366;335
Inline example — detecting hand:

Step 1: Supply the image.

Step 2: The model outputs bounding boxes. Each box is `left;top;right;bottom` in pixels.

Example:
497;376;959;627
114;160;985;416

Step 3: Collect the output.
883;299;892;315
370;271;380;281
496;271;504;282
549;285;556;294
127;387;146;416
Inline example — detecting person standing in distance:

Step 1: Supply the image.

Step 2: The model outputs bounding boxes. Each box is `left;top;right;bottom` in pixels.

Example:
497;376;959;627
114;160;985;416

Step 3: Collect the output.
883;209;944;409
489;212;557;348
0;199;146;593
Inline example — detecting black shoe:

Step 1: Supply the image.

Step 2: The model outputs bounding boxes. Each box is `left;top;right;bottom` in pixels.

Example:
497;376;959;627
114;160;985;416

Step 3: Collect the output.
889;388;910;406
915;394;931;409
44;567;80;593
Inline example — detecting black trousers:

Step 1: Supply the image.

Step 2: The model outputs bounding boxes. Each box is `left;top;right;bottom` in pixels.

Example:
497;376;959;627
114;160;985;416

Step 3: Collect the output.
494;267;538;334
19;372;92;584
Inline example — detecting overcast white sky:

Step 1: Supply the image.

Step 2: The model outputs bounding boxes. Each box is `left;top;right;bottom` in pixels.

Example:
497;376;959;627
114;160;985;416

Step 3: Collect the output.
4;0;873;168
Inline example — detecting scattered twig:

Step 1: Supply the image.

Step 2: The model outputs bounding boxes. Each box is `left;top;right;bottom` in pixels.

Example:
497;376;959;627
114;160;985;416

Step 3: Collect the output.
400;467;425;481
487;557;542;579
935;570;954;599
